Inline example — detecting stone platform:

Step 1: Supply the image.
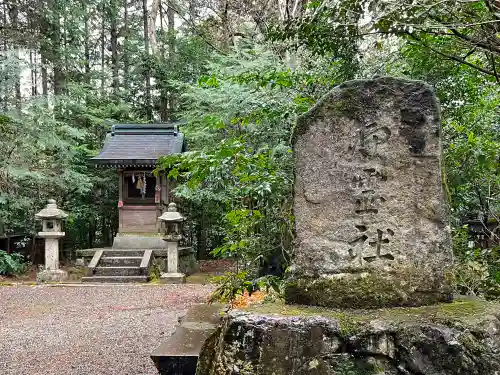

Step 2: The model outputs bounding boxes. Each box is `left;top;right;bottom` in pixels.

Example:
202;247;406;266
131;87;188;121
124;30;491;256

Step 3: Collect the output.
151;303;222;375
197;299;500;375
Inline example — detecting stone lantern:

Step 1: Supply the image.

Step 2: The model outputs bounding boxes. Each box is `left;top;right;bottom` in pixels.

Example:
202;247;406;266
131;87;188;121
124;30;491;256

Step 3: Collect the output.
158;202;186;283
35;199;68;281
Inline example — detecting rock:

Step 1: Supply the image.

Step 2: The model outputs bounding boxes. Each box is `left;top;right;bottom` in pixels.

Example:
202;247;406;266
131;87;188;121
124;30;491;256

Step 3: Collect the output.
287;77;453;308
75;258;85;267
36;268;68;282
197;299;500;375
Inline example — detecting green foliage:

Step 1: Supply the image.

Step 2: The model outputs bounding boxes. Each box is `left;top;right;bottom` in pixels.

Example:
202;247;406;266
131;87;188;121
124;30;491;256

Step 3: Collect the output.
455;260;490;297
157;48;302;273
267;0;365;80
452;226;500;298
0;251;28;276
370;0;500;82
148;260;162;283
208;271;254;303
0;83;141;249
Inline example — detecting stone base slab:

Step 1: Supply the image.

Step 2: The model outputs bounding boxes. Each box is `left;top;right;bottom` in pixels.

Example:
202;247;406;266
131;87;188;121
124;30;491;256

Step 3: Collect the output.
285;266;453;309
160;272;186;284
197;299;500;375
37;269;68;282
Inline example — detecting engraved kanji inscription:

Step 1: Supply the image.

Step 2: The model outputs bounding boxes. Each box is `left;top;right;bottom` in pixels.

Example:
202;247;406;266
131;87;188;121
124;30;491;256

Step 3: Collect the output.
351;168;387;190
348;226;395;265
350;122;392;157
354;191;386;214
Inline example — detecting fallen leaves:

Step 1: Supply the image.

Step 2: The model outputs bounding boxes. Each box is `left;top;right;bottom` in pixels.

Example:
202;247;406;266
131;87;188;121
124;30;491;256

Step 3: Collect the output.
231;290;266;309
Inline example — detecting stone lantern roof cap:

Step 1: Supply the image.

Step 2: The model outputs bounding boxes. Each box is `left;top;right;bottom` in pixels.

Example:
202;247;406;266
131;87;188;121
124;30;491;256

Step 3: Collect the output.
158;202;184;223
35;199;68;220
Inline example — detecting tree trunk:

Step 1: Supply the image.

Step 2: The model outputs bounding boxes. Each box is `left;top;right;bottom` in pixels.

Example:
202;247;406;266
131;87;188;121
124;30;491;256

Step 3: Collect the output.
142;0;152;119
52;0;64;95
7;1;21;112
159;2;168;121
27;8;37;97
30;51;37;96
166;3;175;118
39;0;50;98
219;0;232;49
189;0;197;22
88;219;94;249
123;0;129;91
84;7;90;85
2;0;8;111
110;0;119;96
100;1;106;97
41;53;49;96
149;0;161;55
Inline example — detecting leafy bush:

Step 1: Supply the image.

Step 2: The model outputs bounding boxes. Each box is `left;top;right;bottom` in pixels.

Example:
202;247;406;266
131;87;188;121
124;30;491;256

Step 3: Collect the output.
455;260;490;296
453;226;500;298
0;250;28;276
209;271;254;304
208;271;285;304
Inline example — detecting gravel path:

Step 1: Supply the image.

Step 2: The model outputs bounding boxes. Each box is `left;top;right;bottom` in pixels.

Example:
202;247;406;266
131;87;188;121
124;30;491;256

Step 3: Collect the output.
0;284;213;375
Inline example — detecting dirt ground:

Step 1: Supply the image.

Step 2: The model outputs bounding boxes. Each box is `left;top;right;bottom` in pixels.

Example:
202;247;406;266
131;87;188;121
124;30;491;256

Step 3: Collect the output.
0;284;212;375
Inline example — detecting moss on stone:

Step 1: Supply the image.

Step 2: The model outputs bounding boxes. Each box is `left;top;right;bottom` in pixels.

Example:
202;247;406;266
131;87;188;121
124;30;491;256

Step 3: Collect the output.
186;272;216;284
331;355;378;375
284;265;453;309
291;77;429;146
291;85;360;146
243;298;496;337
457;331;488;357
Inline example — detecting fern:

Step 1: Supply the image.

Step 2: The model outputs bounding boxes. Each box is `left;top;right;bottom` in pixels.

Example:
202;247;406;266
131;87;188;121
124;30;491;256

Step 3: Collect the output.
0;250;28;276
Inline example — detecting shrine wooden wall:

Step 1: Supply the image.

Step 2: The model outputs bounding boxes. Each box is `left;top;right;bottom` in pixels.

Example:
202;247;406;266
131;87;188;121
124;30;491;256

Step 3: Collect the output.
120;205;158;233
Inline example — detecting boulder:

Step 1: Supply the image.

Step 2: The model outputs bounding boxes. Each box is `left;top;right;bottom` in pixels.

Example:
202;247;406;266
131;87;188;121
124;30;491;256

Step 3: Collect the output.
197;299;500;375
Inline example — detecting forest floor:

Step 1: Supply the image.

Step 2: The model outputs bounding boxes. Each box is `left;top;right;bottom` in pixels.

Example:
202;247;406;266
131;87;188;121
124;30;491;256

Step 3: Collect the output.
0;283;213;375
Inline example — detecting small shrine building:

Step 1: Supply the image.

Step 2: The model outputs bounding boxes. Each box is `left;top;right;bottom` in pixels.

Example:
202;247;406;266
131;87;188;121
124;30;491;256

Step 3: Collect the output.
91;122;186;234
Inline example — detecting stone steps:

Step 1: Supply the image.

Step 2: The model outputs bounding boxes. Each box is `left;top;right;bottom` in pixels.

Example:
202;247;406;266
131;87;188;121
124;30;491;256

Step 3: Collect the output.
101;249;145;257
99;256;143;267
94;266;144;277
81;275;149;283
84;247;154;283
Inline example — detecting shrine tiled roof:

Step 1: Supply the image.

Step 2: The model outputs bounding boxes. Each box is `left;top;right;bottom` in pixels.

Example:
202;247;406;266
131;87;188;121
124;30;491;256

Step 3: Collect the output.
91;122;186;167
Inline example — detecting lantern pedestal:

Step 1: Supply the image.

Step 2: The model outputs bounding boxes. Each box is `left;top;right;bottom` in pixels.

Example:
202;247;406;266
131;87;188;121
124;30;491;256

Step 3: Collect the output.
158;203;186;284
160;240;186;284
38;268;69;282
37;232;68;281
35;200;68;282
160;272;186;284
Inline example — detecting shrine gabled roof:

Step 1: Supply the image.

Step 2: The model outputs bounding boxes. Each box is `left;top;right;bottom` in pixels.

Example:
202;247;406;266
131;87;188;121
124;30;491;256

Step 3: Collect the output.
91;122;186;167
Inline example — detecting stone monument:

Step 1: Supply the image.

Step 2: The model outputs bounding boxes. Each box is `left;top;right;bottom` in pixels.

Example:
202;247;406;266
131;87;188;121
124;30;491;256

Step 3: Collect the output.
158;202;186;283
285;77;453;308
35;199;68;281
193;78;500;375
